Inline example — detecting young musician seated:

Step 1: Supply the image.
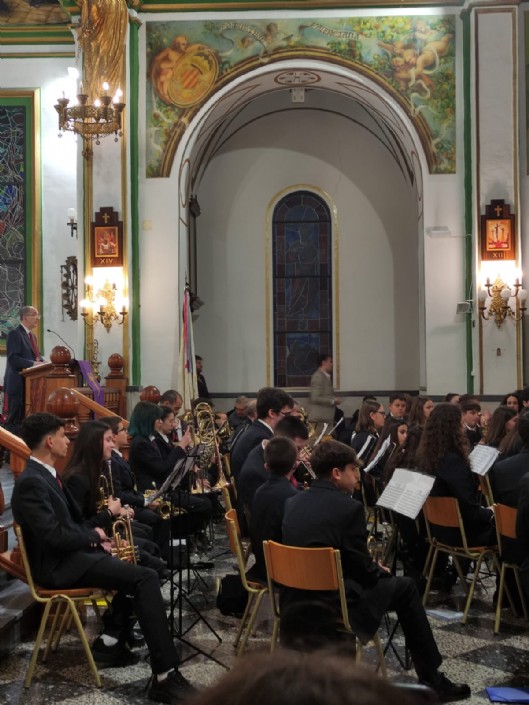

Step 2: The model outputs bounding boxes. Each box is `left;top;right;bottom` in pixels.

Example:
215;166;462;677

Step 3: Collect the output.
281;439;471;702
11;413;195;702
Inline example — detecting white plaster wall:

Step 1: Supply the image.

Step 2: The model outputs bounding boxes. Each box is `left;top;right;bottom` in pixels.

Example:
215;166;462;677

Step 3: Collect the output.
422;176;468;395
0;52;80;381
192;110;419;395
475;9;521;395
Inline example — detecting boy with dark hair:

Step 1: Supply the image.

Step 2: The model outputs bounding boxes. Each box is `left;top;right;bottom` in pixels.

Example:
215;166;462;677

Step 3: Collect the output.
230;386;294;480
460;396;483;446
281;439;470;702
11;412;194;703
388;393;407;421
247;436;300;581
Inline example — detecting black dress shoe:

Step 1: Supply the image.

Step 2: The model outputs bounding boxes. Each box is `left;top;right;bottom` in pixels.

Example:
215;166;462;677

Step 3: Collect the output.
420;673;471;702
125;627;146;649
92;636;140;667
148;669;197;703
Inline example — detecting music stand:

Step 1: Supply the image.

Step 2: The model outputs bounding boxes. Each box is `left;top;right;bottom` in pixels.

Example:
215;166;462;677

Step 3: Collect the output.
166;449;227;669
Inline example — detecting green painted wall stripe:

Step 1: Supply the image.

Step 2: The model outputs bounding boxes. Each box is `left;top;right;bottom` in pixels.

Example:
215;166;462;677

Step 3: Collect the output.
130;21;141;385
462;10;473;394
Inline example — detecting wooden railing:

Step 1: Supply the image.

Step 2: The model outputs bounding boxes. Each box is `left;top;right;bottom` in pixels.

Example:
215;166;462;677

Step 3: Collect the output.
69;389;128;429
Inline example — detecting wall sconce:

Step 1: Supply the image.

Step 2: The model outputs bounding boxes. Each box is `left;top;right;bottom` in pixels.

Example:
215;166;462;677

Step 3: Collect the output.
478;275;527;328
80;277;128;333
67;208;77;238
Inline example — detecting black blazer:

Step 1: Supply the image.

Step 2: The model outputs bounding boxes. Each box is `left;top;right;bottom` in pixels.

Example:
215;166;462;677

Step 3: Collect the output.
249;475;298;581
11;458;105;588
3;325;40;397
110;450;146;509
490;449;529;508
129;435;186;493
230;420;273;480
238;443;268;512
282;479;393;639
429;451;495;543
64;472;113;532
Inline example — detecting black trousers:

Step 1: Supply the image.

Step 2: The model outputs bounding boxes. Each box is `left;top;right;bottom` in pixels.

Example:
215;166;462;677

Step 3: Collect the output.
74;555;178;674
383;575;442;682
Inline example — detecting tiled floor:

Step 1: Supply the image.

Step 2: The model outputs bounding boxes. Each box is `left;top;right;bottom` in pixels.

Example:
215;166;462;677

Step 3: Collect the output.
1;504;529;704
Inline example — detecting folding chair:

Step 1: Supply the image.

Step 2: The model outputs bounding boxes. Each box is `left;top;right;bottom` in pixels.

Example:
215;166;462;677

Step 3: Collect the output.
15;526;106;688
421;496;500;624
493;503;528;634
263;539;387;676
224;509;268;655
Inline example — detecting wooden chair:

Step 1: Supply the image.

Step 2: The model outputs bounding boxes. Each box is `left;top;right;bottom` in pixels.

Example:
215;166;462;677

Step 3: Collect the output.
421;496;500;624
15;526;106;688
221;483;233;512
224;509;268;655
263;540;387;675
479;475;494;507
493;503;528;634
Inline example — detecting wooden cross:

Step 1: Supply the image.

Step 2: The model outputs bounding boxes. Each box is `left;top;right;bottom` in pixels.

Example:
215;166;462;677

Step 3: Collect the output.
102;212;110;224
494;205;503;217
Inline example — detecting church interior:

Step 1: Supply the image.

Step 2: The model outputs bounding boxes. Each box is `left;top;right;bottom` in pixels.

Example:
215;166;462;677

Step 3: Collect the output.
2;0;529;702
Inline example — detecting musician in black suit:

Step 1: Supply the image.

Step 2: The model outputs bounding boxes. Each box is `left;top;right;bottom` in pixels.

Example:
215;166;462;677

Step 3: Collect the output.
159;389;188;443
11;413;194;702
230;387;294;481
281;440;470;702
101;416;170;553
247;436;300;582
3;306;46;434
128;402;190;493
238;416;309;518
489;413;529;508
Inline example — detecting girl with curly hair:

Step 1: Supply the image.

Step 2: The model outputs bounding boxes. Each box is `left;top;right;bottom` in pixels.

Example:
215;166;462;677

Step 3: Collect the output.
417;403;495;545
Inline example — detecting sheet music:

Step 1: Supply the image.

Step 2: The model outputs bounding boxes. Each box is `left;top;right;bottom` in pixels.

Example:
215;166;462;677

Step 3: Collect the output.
376;468;435;519
364;436;392;473
469;444;500;476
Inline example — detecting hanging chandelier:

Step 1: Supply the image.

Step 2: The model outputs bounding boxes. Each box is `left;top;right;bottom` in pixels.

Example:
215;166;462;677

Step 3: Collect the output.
55;82;125;144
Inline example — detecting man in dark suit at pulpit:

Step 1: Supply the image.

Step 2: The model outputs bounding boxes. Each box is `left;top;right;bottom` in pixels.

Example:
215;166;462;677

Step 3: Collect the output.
3;306;46;434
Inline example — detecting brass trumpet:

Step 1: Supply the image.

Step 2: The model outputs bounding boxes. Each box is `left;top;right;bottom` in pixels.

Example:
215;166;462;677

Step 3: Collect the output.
111;516;139;563
97;471;114;510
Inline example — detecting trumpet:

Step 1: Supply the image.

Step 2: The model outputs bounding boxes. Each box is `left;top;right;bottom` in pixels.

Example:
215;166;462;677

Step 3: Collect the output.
97;470;114;511
111;516;139;563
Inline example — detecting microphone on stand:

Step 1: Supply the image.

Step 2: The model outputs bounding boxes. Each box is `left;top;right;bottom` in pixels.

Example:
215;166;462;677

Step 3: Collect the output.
46;329;76;359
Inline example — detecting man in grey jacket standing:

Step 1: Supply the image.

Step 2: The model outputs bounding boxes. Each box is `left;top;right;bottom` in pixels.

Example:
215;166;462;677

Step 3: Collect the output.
308;354;342;434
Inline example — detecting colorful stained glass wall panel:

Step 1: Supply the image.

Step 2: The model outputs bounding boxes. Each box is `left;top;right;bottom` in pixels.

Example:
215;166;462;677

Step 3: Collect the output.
273;191;332;388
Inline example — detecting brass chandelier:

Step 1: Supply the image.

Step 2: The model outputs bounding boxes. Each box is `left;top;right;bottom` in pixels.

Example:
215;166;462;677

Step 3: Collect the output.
55;83;125;144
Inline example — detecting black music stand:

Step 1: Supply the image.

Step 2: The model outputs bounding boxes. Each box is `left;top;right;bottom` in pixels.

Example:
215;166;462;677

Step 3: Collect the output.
166;451;227;669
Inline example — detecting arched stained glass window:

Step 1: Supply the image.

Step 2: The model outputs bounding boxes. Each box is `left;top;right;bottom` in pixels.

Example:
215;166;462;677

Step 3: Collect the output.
273;190;332;388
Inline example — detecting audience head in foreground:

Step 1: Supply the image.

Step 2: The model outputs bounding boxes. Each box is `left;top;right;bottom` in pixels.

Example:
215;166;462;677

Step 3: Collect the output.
188;650;432;705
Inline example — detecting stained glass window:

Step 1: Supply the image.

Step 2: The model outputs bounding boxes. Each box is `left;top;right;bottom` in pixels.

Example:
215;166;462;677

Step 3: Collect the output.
0;101;29;348
273;191;332;388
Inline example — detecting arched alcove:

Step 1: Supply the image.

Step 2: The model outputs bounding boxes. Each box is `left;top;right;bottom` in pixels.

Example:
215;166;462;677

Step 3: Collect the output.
145;59;437;395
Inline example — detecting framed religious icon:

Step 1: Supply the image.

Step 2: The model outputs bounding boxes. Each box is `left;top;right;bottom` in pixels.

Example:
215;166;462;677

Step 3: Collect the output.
91;207;124;267
480;200;515;261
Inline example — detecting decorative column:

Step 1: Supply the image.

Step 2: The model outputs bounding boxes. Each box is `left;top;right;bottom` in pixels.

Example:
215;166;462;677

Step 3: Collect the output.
473;5;522;394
